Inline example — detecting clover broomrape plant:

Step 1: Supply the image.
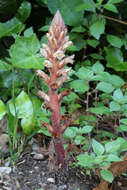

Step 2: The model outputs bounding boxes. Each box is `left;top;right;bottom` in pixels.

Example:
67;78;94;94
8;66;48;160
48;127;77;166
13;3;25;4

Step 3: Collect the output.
37;10;74;168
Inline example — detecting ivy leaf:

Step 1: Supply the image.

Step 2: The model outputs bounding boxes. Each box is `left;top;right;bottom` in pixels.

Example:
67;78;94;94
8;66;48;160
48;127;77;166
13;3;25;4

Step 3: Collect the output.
100;170;114;183
104;3;118;13
0;100;6;120
107;35;123;48
96;82;114;93
90;19;105;39
92;139;104;155
10;34;44;69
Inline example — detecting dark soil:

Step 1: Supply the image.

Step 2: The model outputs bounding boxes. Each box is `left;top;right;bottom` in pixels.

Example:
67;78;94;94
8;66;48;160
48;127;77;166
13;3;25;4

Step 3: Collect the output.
0;143;127;190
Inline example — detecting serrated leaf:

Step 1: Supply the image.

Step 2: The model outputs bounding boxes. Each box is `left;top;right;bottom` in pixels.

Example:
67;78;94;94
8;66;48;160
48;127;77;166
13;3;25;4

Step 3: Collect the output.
64;127;77;138
92;139;104;155
110;101;121;111
70;80;89;92
77;152;94;167
0;100;6;120
47;0;84;26
80;126;93;134
107;35;123;48
74;135;85;145
100;169;114;183
107;154;122;162
104;3;118;13
75;67;94;81
90;19;105;39
96;82;114;93
10;34;44;69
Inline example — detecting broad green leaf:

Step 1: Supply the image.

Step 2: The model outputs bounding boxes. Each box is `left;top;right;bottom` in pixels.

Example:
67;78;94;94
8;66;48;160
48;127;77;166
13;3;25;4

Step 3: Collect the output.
39;25;49;32
87;39;99;48
96;82;114;93
64;127;77;138
108;0;124;4
89;106;110;115
75;67;94;81
112;89;124;103
107;154;122;162
92;62;104;73
71;26;85;33
105;140;120;153
107;35;123;48
92;139;104;155
16;1;31;23
90;53;104;60
21;117;38;135
97;0;104;4
10;34;44;69
9;91;33;118
0;100;6;120
120;119;127;125
104;3;118;13
74;0;96;12
0;60;12;71
100;170;114;183
110;75;124;88
110;101;121;111
77;152;94;167
74;135;85;145
70;80;89;92
90;19;105;39
80;126;93;134
47;0;84;26
0;17;25;38
117;125;127;132
24;27;34;37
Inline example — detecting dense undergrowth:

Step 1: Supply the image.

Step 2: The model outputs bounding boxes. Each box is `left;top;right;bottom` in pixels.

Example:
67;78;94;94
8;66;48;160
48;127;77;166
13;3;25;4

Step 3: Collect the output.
1;0;127;187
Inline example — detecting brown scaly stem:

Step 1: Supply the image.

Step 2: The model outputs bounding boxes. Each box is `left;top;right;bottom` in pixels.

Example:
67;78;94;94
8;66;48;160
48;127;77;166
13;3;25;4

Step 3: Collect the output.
37;10;74;168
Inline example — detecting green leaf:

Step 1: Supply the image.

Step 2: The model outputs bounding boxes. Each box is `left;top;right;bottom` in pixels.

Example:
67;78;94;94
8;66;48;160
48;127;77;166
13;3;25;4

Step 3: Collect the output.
10;34;44;69
105;140;120;153
16;1;31;23
0;60;12;71
110;101;121;111
87;39;99;48
21;117;38;135
90;19;105;39
9;91;33;118
107;35;123;48
47;0;84;26
104;3;118;13
107;154;122;162
80;126;93;134
89;106;110;115
74;0;96;12
39;25;49;32
110;75;124;88
75;67;94;81
92;62;104;73
96;82;114;93
0;17;25;38
117;124;127;132
92;139;104;155
71;26;86;33
24;27;34;37
64;127;77;138
108;0;124;4
77;152;94;168
70;79;89;92
0;100;6;120
74;135;85;145
100;169;114;183
112;89;124;103
120;118;127;125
